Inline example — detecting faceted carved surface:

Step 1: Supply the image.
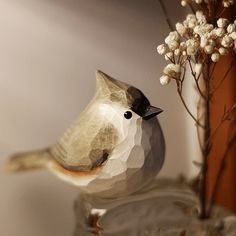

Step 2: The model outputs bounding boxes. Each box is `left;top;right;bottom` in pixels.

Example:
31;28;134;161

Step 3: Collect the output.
48;100;165;198
51;70;157;172
47;70;165;197
7;70;165;198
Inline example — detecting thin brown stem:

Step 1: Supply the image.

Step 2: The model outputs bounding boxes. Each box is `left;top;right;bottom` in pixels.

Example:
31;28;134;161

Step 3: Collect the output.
180;66;187;85
207;125;236;215
166;55;175;64
211;58;235;95
158;0;174;31
217;7;227;18
177;88;205;129
207;104;236;146
188;59;206;100
188;3;196;14
199;64;211;219
209;63;217;79
205;104;236;217
196;99;205;154
158;0;235;221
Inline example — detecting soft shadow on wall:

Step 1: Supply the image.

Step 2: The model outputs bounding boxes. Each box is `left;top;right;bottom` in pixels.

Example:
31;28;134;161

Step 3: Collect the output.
0;1;188;236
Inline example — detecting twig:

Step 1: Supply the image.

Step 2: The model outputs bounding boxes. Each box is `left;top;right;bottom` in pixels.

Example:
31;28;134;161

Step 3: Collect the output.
211;58;235;95
188;3;196;14
166;55;175;64
207;124;236;216
217;7;227;18
177;88;205;129
158;0;174;31
209;63;216;79
199;64;212;219
207;104;236;146
157;0;236;220
188;59;206;100
196;99;205;154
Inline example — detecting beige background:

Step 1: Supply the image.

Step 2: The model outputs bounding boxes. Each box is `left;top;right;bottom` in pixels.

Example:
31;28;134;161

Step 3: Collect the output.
0;0;199;235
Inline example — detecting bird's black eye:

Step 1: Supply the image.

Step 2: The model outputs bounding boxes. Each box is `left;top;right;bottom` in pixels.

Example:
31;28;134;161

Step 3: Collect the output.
124;111;132;119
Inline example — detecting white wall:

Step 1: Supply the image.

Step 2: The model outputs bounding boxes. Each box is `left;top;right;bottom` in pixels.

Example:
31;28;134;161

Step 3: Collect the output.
0;0;199;235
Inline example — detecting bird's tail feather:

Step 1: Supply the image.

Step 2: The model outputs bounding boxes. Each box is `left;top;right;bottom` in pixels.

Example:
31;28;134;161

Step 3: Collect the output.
5;148;52;173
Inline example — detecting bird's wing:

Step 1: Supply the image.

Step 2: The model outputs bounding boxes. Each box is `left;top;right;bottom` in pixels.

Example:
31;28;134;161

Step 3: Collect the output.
51;121;119;172
5;148;52;173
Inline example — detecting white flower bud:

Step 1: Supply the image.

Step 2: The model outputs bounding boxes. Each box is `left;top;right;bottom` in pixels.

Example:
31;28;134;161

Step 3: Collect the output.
221;35;233;48
174;48;181;56
157;44;167;55
164;52;174;61
171;32;180;41
217;18;228;28
187;46;197;55
169;41;179;50
230;32;236;40
176;23;186;36
194;24;213;36
186;39;199;55
186;14;196;21
223;2;230;7
208;39;216;47
173;64;181;74
185;14;197;28
183;20;188;28
165;32;180;51
163;63;181;77
195;0;203;3
218;47;228;55
205;24;214;32
227;24;236;33
213;28;225;37
180;42;187;50
160;75;171;85
181;0;187;6
204;45;214;54
211;52;220;62
194;63;202;77
196;11;206;23
195;11;203;19
223;0;234;7
200;36;208;47
189;19;197;28
193;25;201;35
165;31;180;42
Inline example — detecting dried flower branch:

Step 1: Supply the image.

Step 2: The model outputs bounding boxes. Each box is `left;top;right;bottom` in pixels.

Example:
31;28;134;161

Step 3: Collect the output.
207;104;236;146
177;85;205;128
207;109;236;215
157;0;236;219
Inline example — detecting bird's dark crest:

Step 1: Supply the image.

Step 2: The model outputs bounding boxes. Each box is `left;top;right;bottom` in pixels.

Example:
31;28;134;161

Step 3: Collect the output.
96;70;150;117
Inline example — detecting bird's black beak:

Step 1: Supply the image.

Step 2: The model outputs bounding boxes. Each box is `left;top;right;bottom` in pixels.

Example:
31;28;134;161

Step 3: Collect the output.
142;106;163;120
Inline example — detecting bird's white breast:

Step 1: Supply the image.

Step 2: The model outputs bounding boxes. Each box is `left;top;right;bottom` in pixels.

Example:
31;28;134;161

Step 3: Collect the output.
49;109;165;198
